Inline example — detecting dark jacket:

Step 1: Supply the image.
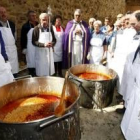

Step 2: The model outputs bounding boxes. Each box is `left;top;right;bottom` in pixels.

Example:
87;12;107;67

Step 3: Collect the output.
32;24;56;47
20;21;38;50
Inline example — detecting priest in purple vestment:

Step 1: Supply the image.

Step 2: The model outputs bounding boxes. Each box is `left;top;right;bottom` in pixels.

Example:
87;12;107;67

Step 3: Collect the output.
62;9;90;69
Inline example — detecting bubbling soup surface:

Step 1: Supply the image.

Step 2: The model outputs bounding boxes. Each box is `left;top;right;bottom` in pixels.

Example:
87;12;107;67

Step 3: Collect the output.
77;72;112;80
0;94;60;123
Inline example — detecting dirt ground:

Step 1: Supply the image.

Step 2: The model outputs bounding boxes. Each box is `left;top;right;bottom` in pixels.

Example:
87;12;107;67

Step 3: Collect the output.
80;89;125;140
18;68;125;140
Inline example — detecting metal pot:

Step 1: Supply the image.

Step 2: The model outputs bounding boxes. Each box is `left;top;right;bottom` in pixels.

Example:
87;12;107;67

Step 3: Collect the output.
68;64;117;109
0;77;81;140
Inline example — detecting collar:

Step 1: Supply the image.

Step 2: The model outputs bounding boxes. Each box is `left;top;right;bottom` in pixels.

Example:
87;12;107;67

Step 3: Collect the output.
55;26;61;32
137;31;140;35
39;24;49;32
133;32;140;40
0;20;7;27
73;20;82;24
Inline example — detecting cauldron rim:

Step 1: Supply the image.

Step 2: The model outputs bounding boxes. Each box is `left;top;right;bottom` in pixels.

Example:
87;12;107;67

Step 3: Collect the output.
68;64;117;82
0;76;80;125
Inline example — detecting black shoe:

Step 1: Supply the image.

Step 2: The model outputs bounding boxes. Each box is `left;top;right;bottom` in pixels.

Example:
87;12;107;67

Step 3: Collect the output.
116;107;126;114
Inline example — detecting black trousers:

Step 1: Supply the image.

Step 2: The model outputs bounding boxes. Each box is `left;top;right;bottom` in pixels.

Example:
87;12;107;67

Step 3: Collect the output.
54;62;63;77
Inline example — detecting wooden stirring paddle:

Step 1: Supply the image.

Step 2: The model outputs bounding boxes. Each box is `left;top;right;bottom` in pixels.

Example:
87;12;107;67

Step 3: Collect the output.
54;71;68;117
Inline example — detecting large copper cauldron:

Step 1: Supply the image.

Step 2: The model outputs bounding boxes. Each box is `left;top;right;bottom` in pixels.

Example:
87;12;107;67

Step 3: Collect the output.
68;64;117;109
0;77;80;140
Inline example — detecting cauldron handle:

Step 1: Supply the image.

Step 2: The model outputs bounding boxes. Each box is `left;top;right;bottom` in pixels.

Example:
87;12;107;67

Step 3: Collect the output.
14;75;32;80
38;111;74;131
68;76;103;111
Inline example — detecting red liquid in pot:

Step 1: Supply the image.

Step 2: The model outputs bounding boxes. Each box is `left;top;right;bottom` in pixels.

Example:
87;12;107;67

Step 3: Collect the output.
77;72;111;80
0;94;60;123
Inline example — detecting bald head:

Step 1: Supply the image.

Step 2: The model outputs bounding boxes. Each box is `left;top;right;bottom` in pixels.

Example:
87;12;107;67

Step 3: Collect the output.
74;9;82;22
74;9;81;16
0;6;7;22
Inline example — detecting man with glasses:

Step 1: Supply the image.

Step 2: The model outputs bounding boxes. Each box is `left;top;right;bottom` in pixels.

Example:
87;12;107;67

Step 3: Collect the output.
63;9;90;69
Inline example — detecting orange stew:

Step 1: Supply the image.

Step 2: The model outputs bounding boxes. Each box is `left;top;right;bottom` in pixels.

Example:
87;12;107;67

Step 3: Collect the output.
77;72;112;80
0;94;61;123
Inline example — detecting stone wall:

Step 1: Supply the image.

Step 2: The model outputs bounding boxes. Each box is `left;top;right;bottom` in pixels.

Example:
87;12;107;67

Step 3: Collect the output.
126;0;140;12
0;0;126;61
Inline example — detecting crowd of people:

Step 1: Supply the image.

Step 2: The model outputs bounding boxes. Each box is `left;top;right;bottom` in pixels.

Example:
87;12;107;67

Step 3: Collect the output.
0;5;140;139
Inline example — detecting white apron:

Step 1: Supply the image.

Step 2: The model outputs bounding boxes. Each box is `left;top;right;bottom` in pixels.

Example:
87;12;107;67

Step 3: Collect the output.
0;44;14;87
71;24;83;66
0;21;19;74
26;28;35;68
89;37;103;64
52;26;64;62
107;36;115;67
121;54;140;140
35;29;55;76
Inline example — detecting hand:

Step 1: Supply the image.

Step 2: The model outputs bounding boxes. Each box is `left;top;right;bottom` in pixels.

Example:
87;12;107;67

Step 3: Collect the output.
5;61;12;70
22;49;27;55
111;52;114;58
87;53;90;60
44;42;53;48
75;29;82;35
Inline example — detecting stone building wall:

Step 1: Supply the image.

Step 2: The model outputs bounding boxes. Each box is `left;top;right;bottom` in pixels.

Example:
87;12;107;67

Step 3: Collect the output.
0;0;126;61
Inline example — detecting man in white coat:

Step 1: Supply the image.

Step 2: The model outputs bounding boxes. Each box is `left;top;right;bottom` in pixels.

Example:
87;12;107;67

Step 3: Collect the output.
109;14;136;96
120;11;140;140
32;13;56;76
0;6;19;78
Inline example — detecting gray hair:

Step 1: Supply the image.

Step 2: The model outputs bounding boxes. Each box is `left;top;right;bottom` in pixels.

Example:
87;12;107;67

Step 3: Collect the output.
89;18;96;23
94;20;102;27
74;9;82;15
39;13;48;19
135;12;140;21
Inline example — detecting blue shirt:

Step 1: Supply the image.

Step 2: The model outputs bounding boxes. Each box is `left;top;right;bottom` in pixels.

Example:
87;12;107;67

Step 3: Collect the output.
0;31;8;61
105;31;116;45
100;26;107;33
